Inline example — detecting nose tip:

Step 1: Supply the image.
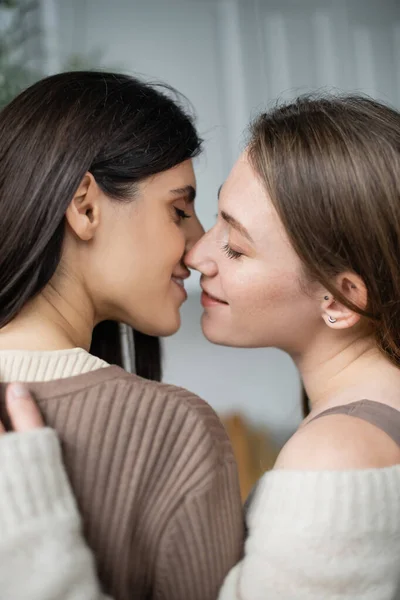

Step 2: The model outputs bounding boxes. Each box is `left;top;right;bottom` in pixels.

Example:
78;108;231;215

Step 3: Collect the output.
184;245;194;267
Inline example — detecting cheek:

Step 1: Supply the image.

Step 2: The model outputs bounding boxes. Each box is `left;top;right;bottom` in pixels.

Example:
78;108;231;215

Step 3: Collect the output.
126;218;185;278
167;224;186;259
223;262;301;317
151;225;185;279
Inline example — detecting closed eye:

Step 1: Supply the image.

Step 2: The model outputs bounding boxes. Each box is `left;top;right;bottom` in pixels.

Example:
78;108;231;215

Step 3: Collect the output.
174;207;191;222
222;242;243;260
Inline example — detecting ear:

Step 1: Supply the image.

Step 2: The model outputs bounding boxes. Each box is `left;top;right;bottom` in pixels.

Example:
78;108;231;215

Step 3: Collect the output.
321;272;368;330
65;173;101;241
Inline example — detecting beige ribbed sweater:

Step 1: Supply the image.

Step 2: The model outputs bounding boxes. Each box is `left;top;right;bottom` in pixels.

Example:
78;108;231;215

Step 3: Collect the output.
0;349;245;600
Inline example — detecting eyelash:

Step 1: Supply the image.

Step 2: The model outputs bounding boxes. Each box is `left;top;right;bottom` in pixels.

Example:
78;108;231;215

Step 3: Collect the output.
174;207;191;222
221;242;243;260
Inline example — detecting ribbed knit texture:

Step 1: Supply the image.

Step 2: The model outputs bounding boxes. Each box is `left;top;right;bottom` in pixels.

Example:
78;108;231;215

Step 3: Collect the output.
0;348;108;381
0;352;245;600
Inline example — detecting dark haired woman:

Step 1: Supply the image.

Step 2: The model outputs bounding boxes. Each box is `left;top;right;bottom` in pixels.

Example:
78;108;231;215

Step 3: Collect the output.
0;71;244;600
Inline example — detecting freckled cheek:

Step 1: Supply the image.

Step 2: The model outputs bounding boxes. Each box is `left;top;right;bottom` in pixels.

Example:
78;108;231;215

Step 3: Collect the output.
224;267;299;315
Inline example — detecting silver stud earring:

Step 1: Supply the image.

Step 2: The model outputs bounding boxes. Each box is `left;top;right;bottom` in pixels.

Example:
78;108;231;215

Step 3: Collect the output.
324;296;329;301
328;316;337;324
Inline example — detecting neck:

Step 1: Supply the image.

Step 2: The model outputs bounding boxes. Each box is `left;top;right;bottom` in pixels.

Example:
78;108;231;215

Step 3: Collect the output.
0;276;95;352
296;329;400;414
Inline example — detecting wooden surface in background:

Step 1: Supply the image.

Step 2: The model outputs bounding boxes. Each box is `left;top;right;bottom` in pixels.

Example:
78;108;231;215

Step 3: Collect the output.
222;413;278;502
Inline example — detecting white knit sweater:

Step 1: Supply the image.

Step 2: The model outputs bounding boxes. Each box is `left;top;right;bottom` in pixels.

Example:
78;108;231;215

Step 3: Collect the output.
0;350;399;600
0;350;111;600
219;467;400;599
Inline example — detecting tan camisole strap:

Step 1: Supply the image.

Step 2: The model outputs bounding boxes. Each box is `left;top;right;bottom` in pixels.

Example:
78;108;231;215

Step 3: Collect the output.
244;399;400;516
309;399;400;447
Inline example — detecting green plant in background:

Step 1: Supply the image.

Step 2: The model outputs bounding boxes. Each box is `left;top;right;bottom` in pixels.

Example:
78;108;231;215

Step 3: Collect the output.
0;0;18;7
0;0;110;109
0;0;43;108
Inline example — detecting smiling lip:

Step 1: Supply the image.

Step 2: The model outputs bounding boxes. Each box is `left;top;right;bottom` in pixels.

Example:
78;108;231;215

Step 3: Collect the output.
200;289;228;308
171;276;188;300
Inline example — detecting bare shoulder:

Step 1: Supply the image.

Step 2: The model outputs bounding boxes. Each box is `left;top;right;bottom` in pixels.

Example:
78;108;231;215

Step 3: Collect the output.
274;413;400;471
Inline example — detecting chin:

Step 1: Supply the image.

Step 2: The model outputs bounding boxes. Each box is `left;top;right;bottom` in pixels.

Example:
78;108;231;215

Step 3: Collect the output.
158;322;181;337
144;313;181;338
201;314;263;348
201;314;233;346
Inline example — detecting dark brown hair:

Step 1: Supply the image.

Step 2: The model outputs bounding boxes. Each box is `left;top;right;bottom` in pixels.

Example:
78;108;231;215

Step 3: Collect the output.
249;95;400;367
0;71;202;331
90;321;162;381
301;385;310;418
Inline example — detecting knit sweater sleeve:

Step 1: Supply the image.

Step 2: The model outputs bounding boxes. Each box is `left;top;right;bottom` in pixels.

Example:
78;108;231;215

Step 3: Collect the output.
218;467;400;600
0;428;113;600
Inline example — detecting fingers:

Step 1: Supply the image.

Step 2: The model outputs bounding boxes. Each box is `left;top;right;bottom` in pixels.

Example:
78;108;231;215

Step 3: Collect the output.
6;384;44;432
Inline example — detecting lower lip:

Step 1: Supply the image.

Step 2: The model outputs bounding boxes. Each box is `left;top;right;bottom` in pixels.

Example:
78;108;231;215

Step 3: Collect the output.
172;279;187;300
201;291;228;308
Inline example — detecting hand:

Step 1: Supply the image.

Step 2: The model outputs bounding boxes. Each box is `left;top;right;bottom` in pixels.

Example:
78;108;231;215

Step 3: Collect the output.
0;384;44;434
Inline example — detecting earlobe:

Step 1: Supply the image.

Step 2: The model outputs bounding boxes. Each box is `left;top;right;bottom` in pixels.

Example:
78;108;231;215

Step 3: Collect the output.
321;272;367;330
324;310;361;330
322;299;361;329
65;173;101;241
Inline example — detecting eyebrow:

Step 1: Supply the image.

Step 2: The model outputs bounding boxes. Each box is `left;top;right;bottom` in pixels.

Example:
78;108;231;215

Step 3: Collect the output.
170;185;196;203
220;210;254;243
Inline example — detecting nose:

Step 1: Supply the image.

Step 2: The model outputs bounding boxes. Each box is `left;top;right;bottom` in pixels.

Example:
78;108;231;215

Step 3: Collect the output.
185;213;205;253
185;226;218;277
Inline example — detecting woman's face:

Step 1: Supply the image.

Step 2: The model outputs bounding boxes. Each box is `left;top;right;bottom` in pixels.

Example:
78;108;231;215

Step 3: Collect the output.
185;153;321;353
87;159;204;336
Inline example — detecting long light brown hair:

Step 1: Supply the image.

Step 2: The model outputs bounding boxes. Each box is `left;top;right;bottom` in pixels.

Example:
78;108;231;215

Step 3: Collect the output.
249;94;400;369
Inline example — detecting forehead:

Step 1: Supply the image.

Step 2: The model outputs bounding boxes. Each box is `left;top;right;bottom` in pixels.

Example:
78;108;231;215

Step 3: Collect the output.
220;154;301;264
140;159;196;195
220;153;276;230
